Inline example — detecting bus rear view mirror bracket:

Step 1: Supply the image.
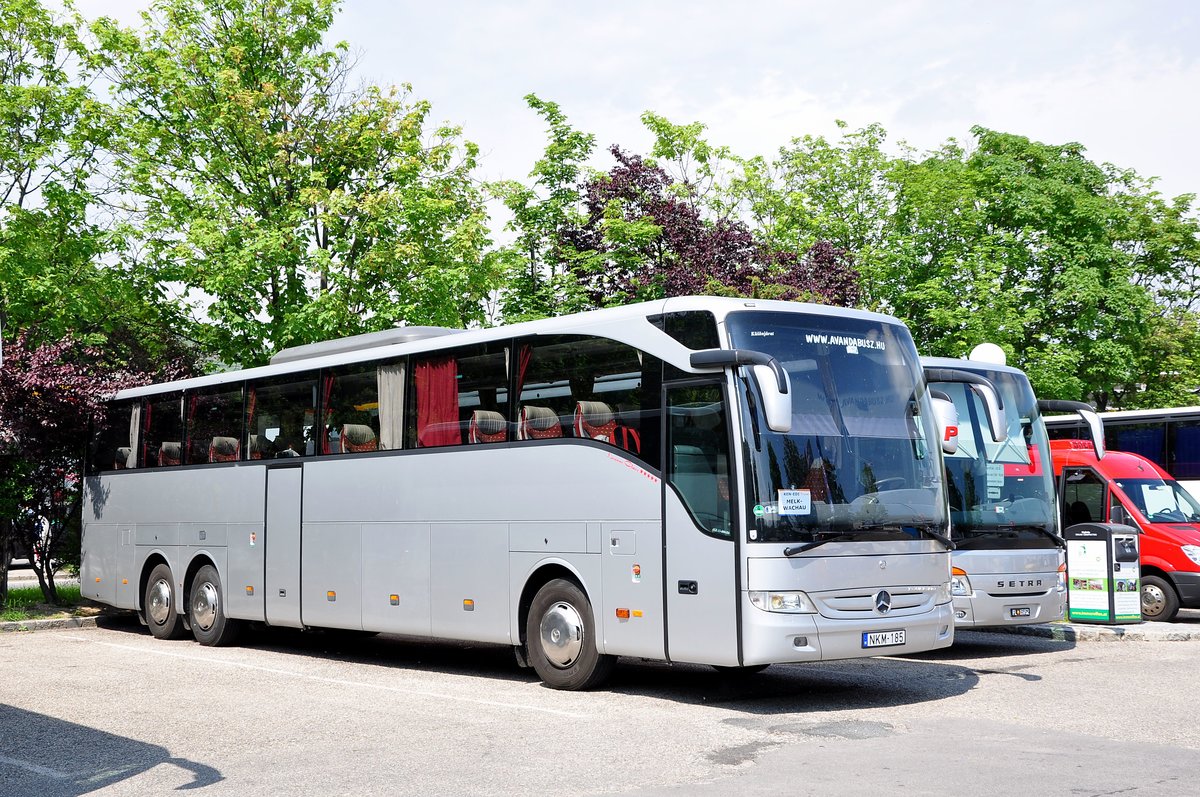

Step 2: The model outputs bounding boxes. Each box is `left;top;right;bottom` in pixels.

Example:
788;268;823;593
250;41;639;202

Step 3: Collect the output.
690;349;792;433
1038;399;1105;460
923;367;1007;444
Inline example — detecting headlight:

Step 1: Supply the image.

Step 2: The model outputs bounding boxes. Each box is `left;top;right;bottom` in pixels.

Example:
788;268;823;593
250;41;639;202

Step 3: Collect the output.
936;581;953;604
1182;545;1200;566
1056;563;1067;593
950;567;971;597
748;590;817;613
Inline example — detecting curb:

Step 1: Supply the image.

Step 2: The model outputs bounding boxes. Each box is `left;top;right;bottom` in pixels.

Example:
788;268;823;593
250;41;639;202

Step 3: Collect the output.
0;615;100;633
977;622;1200;642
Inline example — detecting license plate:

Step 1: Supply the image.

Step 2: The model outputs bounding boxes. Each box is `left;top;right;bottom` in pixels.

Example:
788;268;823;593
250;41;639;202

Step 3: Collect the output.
862;629;906;648
1010;607;1031;618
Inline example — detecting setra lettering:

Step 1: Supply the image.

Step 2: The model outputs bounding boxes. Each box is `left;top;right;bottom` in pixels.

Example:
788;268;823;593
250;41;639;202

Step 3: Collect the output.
996;579;1044;588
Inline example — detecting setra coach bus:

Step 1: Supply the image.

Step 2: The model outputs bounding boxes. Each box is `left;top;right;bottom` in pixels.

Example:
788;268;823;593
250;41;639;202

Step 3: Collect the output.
82;297;990;689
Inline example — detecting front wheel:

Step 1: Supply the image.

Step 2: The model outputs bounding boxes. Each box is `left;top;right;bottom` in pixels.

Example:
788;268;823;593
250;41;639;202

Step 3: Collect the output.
1141;575;1180;622
188;564;242;646
525;579;613;690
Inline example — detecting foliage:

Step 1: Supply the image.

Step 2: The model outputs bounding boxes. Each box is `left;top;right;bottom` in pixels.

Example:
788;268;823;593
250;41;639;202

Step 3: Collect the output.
0;334;150;603
95;0;496;367
490;94;597;323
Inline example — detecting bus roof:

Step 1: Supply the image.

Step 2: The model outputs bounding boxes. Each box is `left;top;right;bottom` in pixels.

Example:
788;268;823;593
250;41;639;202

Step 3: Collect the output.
1043;405;1200;425
115;296;907;400
920;356;1028;379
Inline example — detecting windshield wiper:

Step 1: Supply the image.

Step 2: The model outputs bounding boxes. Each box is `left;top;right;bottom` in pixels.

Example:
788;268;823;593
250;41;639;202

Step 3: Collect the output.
783;525;954;556
783;531;860;556
1008;524;1065;548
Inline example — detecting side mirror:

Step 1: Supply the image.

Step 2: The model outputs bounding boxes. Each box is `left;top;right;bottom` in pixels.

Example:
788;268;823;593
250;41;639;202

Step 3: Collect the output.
931;393;959;455
968;381;1007;444
923;367;1007;444
1038;399;1105;460
751;364;792;433
691;348;792;433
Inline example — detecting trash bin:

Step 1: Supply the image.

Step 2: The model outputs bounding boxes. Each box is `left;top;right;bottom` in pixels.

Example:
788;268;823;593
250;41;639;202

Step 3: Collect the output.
1063;522;1142;625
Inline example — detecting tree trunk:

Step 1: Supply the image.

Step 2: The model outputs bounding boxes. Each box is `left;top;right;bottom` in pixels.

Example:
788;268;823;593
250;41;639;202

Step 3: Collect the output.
0;519;12;607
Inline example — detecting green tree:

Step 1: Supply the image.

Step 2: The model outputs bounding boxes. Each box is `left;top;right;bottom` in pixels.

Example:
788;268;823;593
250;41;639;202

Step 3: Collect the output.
95;0;495;367
490;94;597;322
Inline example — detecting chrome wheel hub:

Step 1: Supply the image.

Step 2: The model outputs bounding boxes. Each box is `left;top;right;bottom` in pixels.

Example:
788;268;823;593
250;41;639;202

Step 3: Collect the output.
539;601;583;668
1142;584;1166;617
192;581;219;632
147;578;172;626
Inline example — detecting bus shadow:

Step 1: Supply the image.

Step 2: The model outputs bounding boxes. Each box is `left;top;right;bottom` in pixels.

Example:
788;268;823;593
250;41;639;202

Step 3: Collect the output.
0;705;222;796
901;629;1077;662
604;656;982;712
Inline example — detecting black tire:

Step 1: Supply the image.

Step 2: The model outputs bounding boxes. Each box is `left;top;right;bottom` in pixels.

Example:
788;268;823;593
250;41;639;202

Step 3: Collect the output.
712;664;771;676
144;563;187;640
188;564;242;646
525;579;613;690
1141;575;1180;622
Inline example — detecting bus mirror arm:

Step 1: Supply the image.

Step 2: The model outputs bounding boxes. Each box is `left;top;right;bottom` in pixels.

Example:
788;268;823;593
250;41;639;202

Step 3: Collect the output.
690;349;792;433
1038;399;1105;460
923;367;1007;444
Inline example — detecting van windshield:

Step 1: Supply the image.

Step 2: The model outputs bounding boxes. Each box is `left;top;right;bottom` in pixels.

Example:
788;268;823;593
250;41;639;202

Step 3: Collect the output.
728;311;947;545
1113;478;1200;524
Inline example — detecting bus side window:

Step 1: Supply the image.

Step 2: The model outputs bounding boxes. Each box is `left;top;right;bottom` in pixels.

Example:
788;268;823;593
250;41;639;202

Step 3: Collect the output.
87;400;139;473
514;335;661;469
247;372;318;458
143;394;183;468
320;361;398;455
185;385;244;464
409;343;508;449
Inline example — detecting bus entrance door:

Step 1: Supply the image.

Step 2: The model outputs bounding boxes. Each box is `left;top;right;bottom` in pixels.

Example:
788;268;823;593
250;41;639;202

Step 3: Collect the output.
264;464;303;628
663;383;740;666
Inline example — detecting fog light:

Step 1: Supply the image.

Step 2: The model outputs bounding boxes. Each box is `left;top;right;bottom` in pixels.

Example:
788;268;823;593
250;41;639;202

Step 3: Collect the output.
955;610;967;620
793;636;808;648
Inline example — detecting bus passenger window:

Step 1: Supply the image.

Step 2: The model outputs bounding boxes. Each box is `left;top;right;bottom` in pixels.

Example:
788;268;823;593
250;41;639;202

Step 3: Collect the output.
514;335;661;469
247;372;318;458
87;400;139;473
185;386;244;464
320;361;399;454
142;394;183;469
409;343;509;448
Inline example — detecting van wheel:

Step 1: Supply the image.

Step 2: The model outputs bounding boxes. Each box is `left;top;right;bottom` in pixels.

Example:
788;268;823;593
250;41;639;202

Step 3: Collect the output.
188;564;242;646
144;563;187;640
1141;575;1180;622
525;579;613;690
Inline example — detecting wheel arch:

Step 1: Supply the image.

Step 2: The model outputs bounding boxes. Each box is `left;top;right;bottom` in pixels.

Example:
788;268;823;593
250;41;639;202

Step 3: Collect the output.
517;560;590;647
138;552;172;612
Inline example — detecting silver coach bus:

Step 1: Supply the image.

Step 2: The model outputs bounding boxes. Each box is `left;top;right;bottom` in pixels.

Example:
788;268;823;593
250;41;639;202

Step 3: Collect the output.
924;351;1103;629
83;297;965;689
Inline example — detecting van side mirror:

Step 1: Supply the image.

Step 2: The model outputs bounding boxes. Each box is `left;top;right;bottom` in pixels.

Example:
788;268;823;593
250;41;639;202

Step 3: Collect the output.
930;391;959;455
923;367;1007;444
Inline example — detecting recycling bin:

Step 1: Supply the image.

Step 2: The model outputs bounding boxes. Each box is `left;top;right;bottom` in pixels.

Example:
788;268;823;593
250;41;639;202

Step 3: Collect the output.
1063;522;1142;625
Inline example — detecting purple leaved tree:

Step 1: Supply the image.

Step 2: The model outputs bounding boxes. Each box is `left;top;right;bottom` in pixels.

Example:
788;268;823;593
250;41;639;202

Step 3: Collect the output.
0;333;149;604
564;147;861;307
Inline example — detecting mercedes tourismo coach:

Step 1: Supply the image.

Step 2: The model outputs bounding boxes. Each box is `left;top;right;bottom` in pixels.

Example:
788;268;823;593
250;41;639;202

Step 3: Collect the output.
924;350;1103;628
83;297;962;689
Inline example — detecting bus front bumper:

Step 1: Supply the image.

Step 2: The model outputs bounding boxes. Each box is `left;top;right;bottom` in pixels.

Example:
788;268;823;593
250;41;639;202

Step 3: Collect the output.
739;596;954;665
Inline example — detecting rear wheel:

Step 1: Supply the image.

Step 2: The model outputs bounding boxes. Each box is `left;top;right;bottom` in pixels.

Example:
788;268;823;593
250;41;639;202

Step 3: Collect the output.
188;564;242;646
525;579;613;690
144;563;187;640
1141;575;1180;622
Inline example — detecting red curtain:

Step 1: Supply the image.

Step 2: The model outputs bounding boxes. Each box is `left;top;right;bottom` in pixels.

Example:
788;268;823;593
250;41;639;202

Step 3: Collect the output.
416;356;461;447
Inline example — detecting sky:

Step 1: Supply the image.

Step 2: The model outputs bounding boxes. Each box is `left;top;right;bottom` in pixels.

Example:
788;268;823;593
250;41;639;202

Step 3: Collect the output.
81;0;1200;200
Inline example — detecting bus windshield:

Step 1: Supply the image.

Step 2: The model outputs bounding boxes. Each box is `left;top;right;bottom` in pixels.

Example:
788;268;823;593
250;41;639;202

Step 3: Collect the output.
1113;478;1200;524
728;312;946;545
939;369;1059;548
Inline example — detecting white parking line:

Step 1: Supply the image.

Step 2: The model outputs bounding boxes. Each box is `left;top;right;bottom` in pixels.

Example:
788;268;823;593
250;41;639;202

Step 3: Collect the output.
62;636;589;719
0;752;73;779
